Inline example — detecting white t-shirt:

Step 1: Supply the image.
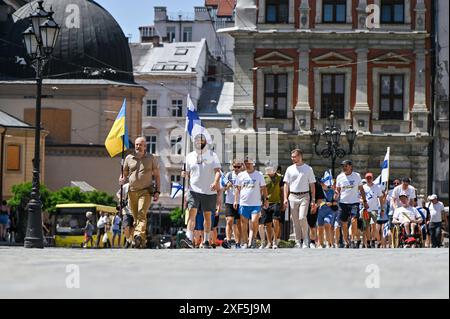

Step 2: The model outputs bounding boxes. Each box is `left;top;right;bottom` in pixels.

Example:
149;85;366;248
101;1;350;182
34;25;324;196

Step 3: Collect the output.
186;150;221;195
237;170;266;207
386;189;395;216
336;172;363;204
97;216;108;228
116;183;132;216
392;185;416;203
363;183;383;212
393;206;422;224
428;201;445;223
225;171;239;205
283;163;315;193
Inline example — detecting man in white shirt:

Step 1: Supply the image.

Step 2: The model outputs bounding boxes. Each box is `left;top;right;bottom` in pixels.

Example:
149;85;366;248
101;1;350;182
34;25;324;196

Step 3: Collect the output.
234;157;268;249
427;194;445;248
393;194;423;236
391;177;416;210
116;183;134;248
334;160;368;249
362;172;385;248
283;149;316;248
222;159;243;249
183;134;221;249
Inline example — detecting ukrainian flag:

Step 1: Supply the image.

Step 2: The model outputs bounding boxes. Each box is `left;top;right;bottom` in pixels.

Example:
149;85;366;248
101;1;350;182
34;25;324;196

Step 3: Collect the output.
105;98;129;157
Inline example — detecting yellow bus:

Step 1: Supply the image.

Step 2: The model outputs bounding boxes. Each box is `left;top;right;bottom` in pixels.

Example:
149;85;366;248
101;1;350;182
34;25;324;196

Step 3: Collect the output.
52;203;117;248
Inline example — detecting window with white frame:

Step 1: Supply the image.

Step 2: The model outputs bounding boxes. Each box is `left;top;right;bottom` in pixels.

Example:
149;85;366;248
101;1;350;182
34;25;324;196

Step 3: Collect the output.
379;74;404;120
170;136;182;155
183;27;192;42
146;100;157;117
171;175;182;184
172;100;183;117
167;26;176;42
146;135;157;154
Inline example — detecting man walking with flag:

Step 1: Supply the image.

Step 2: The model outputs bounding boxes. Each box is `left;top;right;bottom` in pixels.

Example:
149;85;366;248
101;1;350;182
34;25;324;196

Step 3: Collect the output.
119;137;161;248
181;95;221;249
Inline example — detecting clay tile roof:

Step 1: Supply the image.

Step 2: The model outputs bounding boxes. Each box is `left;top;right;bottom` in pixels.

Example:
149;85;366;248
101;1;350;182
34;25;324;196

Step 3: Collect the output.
205;0;219;6
216;0;236;17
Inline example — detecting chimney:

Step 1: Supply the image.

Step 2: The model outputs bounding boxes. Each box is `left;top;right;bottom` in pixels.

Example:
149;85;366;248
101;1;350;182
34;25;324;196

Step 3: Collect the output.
152;35;161;47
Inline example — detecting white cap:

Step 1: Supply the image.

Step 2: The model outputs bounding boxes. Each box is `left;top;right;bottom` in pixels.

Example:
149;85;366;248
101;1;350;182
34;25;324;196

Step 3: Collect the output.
428;194;438;201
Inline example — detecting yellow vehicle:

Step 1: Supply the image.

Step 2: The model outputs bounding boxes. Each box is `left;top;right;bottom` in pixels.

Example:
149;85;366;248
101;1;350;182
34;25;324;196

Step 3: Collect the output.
52;203;117;248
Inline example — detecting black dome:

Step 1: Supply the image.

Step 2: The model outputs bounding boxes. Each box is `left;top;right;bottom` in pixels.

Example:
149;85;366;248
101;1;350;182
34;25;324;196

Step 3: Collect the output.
1;0;133;82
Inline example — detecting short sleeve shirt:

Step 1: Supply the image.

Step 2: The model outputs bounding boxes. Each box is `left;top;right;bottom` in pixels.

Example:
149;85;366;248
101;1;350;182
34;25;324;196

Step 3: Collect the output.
186;150;221;195
237;170;266;207
363;184;383;211
124;153;159;192
283;164;315;193
336;172;363;204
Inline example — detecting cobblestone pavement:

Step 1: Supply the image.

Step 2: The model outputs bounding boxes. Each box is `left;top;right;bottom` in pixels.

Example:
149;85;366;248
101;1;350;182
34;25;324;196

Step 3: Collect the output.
0;247;448;299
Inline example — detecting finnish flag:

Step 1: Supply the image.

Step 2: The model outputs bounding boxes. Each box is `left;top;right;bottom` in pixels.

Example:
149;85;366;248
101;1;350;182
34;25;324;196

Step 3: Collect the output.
171;183;183;199
185;94;212;144
381;147;390;185
321;170;333;187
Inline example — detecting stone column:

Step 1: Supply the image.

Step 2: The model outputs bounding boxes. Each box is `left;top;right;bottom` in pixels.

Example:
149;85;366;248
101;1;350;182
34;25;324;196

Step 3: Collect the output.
231;44;255;132
299;0;310;29
356;0;368;30
414;0;427;31
295;47;312;133
411;48;429;134
353;48;371;132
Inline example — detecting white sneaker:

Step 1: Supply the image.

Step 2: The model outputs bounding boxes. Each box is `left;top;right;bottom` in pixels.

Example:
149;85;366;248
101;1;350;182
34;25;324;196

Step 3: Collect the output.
333;244;338;248
272;243;278;249
309;243;316;249
317;244;323;249
295;241;302;248
241;243;248;249
259;241;266;249
265;242;272;249
302;243;308;249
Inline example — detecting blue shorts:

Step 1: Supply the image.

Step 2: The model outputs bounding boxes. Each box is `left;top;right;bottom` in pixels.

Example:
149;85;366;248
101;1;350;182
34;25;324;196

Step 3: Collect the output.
317;205;336;226
112;229;121;236
239;206;261;220
0;214;8;225
195;211;204;231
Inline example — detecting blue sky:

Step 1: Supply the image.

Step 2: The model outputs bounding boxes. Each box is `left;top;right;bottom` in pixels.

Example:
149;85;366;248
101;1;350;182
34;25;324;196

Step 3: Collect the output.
95;0;204;42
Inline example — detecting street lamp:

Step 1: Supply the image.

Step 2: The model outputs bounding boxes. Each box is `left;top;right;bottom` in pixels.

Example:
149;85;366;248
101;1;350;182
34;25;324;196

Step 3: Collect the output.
22;0;60;248
311;112;357;180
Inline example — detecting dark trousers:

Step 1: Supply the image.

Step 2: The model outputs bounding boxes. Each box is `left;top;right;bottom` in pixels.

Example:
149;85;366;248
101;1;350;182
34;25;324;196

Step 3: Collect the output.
430;222;442;248
95;228;105;248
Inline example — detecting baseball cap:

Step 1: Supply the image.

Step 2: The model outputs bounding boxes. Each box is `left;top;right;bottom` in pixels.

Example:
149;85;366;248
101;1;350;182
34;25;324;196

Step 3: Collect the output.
428;194;438;201
365;172;374;178
399;193;409;199
341;160;353;166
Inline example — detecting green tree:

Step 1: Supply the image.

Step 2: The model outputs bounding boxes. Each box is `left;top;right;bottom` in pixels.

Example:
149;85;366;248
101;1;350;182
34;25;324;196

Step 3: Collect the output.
7;182;52;242
169;207;184;228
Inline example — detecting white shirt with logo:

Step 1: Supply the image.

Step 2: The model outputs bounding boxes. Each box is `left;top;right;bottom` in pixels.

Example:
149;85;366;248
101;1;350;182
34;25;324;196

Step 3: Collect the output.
186;150;221;195
237;170;266;207
283;164;315;193
363;183;383;212
336;172;363;204
225;171;239;205
393;206;422;224
392;185;416;202
428;201;445;223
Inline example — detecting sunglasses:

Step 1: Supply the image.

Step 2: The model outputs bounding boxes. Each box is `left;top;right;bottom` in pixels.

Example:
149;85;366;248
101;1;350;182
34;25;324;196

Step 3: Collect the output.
233;166;241;168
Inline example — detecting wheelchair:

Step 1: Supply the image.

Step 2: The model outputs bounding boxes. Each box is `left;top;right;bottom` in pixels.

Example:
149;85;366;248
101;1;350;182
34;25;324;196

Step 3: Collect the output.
392;222;424;248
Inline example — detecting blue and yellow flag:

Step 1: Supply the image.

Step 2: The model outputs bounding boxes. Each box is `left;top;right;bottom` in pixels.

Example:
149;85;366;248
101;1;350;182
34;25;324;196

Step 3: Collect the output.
105;98;129;157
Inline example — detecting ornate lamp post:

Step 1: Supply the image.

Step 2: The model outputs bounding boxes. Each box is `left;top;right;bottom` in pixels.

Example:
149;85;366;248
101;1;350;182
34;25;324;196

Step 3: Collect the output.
22;0;60;248
311;112;358;180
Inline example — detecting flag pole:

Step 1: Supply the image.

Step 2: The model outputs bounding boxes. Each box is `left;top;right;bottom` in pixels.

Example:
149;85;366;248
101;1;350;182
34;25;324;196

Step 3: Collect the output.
119;134;125;219
181;125;189;215
386;147;390;192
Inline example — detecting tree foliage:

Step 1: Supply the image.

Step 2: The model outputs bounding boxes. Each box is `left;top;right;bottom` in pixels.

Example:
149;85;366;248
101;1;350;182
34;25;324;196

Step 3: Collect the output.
169;207;184;228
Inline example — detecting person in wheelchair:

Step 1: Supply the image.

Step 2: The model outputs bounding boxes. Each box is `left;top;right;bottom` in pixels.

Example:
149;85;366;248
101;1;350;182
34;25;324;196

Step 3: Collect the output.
392;194;423;238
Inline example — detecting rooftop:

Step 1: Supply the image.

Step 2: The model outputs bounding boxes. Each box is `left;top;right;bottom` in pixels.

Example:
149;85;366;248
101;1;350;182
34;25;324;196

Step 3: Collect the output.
0;110;31;128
